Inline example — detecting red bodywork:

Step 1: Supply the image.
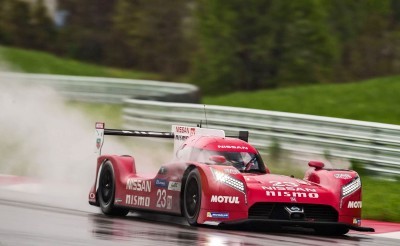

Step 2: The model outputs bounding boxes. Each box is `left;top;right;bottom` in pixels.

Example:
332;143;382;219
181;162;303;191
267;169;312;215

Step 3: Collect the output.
89;132;371;232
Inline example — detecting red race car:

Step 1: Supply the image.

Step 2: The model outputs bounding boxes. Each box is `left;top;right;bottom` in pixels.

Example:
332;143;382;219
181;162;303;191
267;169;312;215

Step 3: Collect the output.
89;123;374;235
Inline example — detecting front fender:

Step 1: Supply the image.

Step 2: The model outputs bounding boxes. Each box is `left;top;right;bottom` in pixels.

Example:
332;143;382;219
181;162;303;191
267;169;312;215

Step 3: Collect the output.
305;168;362;225
194;164;248;224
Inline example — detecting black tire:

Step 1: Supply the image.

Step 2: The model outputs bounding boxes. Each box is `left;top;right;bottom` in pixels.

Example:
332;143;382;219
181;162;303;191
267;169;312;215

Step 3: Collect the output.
98;161;129;216
314;226;349;236
183;169;202;226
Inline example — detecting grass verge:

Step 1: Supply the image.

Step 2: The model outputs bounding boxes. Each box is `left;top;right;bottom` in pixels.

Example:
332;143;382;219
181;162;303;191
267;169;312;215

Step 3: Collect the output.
362;176;400;222
0;46;159;80
204;76;400;125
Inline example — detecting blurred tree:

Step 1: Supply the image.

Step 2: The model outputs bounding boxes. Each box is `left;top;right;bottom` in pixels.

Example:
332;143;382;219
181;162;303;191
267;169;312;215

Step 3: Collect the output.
0;0;55;51
391;0;400;25
57;0;118;62
327;0;400;80
192;0;277;92
0;0;32;47
192;0;338;94
113;0;190;77
272;0;339;86
0;0;6;43
30;0;57;50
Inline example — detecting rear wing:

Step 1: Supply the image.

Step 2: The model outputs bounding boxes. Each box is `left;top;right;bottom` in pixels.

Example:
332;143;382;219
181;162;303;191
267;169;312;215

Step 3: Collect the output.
94;122;249;155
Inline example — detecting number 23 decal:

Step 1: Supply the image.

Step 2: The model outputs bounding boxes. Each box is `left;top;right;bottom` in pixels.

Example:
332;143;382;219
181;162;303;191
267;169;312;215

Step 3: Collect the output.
156;189;173;209
156;189;166;208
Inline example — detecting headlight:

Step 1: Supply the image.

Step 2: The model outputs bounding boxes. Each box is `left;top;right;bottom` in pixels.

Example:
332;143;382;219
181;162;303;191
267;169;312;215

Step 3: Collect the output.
210;167;245;193
342;176;361;197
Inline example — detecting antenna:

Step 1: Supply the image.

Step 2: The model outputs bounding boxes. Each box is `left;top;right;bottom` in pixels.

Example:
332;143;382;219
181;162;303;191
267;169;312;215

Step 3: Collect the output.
203;105;208;128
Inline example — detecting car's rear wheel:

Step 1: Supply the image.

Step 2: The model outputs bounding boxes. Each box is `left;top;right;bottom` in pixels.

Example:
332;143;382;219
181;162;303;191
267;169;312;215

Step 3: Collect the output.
183;169;202;225
98;161;129;216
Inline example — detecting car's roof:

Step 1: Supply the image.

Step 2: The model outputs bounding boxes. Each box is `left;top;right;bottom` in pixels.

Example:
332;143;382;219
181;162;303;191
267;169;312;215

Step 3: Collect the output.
184;135;258;153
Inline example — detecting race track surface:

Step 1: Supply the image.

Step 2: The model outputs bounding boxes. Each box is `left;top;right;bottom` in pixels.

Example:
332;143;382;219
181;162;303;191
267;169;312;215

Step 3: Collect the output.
0;178;399;246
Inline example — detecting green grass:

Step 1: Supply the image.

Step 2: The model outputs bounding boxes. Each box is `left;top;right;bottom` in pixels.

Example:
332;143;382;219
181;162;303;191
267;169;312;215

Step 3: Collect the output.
362;176;400;222
204;77;400;125
0;46;159;80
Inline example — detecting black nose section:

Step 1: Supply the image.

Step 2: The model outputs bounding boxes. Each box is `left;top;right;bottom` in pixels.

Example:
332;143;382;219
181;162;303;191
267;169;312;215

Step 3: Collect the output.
290;212;305;220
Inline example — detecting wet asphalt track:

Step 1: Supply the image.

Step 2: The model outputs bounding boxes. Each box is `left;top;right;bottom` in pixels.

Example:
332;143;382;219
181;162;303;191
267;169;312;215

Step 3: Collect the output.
0;198;399;246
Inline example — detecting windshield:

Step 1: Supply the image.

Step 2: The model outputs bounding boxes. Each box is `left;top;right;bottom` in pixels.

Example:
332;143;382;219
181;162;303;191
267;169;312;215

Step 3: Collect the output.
190;148;265;172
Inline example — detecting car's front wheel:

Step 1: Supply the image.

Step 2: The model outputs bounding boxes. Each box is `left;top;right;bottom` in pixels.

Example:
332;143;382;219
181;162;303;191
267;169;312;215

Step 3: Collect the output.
183;169;202;225
98;161;129;216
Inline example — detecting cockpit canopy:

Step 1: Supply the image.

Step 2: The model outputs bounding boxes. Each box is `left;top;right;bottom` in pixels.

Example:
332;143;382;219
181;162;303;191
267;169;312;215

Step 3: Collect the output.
175;136;267;173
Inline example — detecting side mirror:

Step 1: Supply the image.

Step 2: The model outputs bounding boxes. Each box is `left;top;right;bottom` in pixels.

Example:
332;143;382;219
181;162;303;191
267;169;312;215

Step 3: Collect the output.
308;161;324;170
209;155;227;164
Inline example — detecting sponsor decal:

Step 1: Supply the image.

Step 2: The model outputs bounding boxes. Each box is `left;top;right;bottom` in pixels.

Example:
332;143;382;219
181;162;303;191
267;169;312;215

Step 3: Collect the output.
115;198;122;203
167;195;172;209
175;135;189;141
217;145;248;150
262;186;316;192
173;126;196;142
207;212;229;219
223;168;240;174
353;218;361;226
155;178;168;188
334;173;352;179
96;138;101;149
94;128;104;154
269;181;299;187
263;181;319;198
285;206;304;213
289;206;301;212
265;190;319;199
348;201;362;208
168;181;181;191
126;179;151;192
175;126;196;135
210;195;240;204
126;195;150;207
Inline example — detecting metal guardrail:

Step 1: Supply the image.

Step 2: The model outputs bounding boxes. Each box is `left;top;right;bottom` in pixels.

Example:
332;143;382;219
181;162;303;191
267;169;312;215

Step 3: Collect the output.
0;72;200;103
2;72;399;176
123;99;400;176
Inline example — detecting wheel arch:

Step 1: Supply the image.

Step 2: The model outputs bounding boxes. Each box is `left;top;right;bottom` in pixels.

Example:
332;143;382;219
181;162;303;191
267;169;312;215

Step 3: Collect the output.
95;155;136;201
179;163;213;216
180;164;197;215
97;160;129;216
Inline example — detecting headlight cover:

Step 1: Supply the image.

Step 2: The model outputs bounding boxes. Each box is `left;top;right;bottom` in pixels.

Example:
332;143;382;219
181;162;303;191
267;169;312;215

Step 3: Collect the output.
341;176;361;198
210;167;245;194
